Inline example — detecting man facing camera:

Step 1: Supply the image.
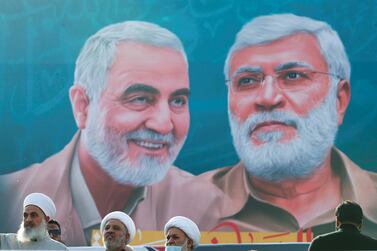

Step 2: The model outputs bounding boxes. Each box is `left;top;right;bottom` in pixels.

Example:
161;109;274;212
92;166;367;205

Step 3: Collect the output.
101;211;136;251
0;21;221;245
201;13;377;237
309;201;377;251
164;216;200;251
0;193;67;250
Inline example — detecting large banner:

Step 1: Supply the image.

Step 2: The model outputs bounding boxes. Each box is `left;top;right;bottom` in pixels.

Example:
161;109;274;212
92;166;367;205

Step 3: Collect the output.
1;0;377;247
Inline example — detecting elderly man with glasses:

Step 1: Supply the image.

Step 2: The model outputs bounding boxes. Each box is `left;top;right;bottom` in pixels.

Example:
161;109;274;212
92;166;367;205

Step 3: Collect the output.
200;13;377;238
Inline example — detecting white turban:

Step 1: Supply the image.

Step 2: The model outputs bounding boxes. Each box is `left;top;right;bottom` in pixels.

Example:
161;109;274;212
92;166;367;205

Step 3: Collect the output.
164;216;200;248
23;193;56;218
100;211;136;244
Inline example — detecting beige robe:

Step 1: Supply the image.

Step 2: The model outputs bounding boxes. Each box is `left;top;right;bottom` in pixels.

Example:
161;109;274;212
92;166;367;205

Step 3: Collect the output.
0;234;68;250
199;148;377;238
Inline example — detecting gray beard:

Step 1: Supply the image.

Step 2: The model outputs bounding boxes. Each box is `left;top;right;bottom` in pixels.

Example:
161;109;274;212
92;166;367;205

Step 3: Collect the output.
16;220;49;243
104;235;126;251
83;103;185;186
229;84;339;181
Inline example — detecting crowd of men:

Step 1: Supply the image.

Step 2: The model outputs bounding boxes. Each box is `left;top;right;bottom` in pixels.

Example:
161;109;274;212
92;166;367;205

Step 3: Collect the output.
1;192;376;251
1;11;377;251
0;193;200;251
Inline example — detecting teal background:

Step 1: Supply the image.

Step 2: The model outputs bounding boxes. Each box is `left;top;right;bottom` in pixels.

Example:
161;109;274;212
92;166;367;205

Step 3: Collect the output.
0;0;376;175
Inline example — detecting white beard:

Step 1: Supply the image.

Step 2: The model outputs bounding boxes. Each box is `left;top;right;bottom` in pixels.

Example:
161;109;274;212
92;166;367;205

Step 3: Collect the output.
83;103;185;186
16;219;49;243
229;84;339;181
104;235;126;251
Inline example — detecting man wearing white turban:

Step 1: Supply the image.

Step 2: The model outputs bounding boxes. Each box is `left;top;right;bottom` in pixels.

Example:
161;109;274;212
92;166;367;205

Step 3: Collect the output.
100;211;136;251
0;193;68;250
164;216;200;251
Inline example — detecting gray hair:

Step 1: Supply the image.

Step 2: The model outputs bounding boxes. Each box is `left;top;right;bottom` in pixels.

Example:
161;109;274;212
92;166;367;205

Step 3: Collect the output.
224;13;350;84
74;21;187;100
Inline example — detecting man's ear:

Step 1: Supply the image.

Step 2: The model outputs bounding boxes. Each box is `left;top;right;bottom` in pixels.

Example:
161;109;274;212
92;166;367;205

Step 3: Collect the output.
45;216;50;223
69;85;90;129
187;238;194;249
335;217;341;230
357;219;363;231
125;232;130;243
336;80;351;125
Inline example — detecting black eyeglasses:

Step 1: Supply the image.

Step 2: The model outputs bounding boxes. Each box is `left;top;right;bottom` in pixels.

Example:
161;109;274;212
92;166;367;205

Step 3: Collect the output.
48;229;61;237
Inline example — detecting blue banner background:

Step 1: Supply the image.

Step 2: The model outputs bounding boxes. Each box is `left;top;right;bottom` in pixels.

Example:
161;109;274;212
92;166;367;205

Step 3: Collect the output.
0;0;376;174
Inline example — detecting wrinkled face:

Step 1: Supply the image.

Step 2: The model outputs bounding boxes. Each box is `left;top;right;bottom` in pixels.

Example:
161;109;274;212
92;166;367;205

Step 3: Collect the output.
23;205;46;229
229;33;330;144
103;219;129;249
227;33;341;181
84;41;190;185
47;223;61;242
166;227;188;246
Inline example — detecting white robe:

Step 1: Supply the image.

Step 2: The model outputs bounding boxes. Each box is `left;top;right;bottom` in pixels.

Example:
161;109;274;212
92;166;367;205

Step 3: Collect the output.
0;233;68;250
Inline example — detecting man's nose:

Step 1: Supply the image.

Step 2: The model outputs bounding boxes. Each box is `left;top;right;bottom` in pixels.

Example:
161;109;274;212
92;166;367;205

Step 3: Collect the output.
145;101;174;135
105;228;113;234
254;75;285;111
167;238;175;245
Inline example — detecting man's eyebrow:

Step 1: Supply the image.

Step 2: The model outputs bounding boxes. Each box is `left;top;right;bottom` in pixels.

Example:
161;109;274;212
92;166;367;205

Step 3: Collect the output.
231;66;263;79
170;88;190;97
275;61;314;72
122;83;160;96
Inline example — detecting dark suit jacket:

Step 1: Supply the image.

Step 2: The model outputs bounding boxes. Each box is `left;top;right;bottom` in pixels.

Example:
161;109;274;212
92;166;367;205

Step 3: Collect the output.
308;224;377;250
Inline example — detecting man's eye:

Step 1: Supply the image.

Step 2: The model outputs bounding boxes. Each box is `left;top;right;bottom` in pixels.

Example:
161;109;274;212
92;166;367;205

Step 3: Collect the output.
128;95;153;105
281;71;308;81
235;75;261;89
170;96;187;107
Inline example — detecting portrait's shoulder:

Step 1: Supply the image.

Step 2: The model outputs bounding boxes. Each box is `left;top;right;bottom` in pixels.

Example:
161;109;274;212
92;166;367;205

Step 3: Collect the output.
333;147;377;181
150;166;228;201
198;162;243;182
163;166;221;191
167;166;194;178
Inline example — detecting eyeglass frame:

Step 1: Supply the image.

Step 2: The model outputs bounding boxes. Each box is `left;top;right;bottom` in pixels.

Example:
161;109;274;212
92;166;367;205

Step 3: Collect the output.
226;69;342;93
48;229;61;237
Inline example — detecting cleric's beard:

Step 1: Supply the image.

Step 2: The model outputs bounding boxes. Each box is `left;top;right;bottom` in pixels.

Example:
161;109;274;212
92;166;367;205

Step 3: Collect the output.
17;219;49;243
104;235;126;251
229;84;339;181
83;103;185;186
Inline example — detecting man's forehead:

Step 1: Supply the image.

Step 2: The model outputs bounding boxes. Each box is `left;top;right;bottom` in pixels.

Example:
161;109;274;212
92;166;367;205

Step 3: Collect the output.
167;227;186;236
112;41;187;71
106;219;127;230
101;41;185;81
229;33;326;74
24;204;44;214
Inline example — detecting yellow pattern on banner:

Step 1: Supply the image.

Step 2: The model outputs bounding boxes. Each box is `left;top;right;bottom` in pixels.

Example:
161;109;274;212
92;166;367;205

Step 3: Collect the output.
91;230;312;246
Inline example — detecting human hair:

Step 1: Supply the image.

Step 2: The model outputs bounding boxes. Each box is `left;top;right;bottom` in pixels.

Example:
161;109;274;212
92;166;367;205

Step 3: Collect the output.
74;21;187;101
224;13;350;85
48;219;61;230
335;200;363;225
